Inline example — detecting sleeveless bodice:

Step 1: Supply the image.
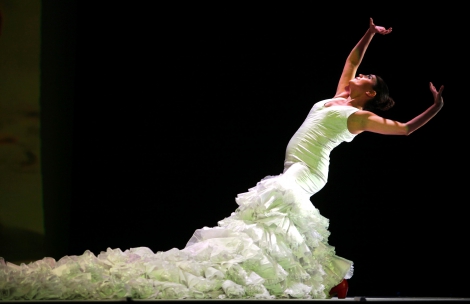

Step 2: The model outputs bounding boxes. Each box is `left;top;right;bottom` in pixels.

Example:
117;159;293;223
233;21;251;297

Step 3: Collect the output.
284;99;359;194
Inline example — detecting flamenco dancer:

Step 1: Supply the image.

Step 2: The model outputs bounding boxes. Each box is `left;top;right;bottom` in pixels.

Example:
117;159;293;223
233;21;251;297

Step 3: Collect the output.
0;18;444;300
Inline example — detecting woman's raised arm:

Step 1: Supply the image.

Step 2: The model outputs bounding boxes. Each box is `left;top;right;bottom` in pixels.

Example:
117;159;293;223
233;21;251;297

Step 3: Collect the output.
334;18;392;98
350;82;444;135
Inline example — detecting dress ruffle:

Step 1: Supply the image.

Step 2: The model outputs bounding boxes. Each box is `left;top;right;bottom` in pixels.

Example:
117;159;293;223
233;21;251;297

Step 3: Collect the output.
0;166;353;300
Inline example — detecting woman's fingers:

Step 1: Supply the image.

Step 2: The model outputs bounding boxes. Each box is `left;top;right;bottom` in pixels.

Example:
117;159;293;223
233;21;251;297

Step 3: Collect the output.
438;85;444;95
380;27;392;34
430;82;444;104
429;82;438;97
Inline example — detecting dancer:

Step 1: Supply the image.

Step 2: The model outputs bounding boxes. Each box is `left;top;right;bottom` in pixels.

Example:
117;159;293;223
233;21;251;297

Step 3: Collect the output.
0;18;443;300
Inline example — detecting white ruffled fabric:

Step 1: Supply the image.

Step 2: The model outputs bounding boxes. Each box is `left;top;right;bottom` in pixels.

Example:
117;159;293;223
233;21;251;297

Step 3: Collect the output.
0;162;353;300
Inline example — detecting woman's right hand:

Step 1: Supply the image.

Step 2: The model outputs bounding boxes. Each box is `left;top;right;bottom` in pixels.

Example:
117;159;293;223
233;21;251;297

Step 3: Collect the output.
369;18;392;35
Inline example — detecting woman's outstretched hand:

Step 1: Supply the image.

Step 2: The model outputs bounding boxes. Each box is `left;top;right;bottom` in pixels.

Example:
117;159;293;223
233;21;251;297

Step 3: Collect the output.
430;82;444;108
369;18;392;35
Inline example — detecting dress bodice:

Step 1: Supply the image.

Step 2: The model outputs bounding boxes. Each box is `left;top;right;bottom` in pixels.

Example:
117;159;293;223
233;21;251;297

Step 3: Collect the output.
284;99;359;194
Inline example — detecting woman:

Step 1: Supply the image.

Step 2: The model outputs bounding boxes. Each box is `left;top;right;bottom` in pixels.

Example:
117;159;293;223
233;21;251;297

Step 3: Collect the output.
0;18;443;300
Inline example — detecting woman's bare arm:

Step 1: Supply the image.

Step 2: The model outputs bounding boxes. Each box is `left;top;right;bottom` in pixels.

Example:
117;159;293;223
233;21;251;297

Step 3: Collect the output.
334;18;392;98
349;82;444;135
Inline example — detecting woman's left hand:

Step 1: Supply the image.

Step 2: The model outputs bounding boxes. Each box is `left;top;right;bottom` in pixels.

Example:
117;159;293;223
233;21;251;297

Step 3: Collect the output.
429;82;444;108
369;18;392;35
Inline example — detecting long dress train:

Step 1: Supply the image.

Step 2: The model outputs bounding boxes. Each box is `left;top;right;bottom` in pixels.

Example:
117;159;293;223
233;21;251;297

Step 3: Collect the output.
0;98;357;300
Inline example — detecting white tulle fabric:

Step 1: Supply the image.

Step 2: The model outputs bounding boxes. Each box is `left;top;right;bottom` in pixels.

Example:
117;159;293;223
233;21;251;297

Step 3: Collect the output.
0;162;352;300
1;100;359;300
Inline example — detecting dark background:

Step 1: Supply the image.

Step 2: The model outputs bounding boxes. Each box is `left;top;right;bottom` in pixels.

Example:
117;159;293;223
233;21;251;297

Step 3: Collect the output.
40;1;466;299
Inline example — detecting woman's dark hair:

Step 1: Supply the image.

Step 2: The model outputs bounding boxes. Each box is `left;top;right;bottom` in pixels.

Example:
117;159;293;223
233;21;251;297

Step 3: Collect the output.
364;75;395;111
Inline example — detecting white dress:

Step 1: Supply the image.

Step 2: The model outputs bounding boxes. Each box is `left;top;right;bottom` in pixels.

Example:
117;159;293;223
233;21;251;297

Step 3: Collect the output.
0;99;359;300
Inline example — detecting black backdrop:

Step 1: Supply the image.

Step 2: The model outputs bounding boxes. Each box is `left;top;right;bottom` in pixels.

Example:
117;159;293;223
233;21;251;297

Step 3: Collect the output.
41;1;467;299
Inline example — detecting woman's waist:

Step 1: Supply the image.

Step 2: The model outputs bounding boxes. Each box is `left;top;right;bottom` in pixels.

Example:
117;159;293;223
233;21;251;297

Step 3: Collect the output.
284;153;329;174
282;161;328;196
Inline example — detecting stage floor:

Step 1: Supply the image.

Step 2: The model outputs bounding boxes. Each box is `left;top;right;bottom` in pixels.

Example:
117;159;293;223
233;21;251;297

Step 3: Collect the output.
1;297;470;302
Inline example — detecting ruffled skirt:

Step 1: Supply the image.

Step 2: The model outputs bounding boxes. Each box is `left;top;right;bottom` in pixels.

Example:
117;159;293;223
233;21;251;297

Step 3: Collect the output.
0;162;353;300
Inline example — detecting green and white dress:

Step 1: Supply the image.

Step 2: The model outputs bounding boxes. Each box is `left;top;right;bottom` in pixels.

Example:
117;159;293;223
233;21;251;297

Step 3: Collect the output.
0;99;359;300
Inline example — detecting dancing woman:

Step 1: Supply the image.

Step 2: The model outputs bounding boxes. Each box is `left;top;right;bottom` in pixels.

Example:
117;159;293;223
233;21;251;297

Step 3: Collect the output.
0;18;443;300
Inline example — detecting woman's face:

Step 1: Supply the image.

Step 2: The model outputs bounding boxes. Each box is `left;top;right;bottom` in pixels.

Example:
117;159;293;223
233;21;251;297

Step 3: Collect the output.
350;74;377;92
